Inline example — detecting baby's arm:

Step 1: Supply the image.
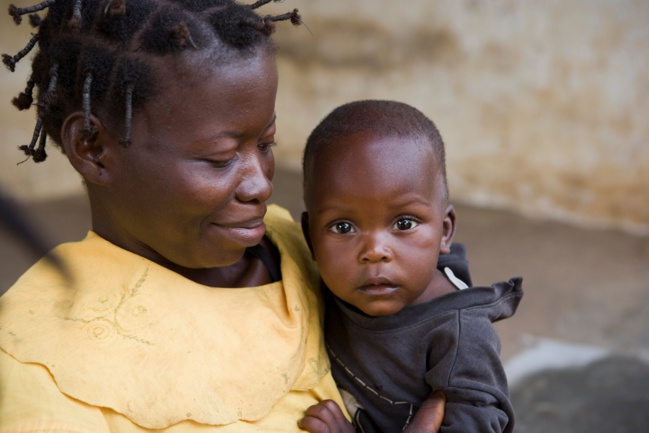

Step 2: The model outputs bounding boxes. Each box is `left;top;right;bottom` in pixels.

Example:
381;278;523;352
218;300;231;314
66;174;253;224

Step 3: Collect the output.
426;314;515;433
298;400;355;433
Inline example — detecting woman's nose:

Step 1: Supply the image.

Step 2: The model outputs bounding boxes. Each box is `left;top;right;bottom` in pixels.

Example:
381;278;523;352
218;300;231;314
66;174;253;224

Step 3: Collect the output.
236;153;274;203
358;234;392;263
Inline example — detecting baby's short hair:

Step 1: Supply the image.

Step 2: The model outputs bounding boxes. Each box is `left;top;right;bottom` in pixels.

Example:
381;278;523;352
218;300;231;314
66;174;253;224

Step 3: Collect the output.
303;99;448;195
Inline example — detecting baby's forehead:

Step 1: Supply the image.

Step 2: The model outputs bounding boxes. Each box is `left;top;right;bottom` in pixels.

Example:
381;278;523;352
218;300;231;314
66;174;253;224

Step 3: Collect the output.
306;133;442;191
316;131;437;164
305;140;445;207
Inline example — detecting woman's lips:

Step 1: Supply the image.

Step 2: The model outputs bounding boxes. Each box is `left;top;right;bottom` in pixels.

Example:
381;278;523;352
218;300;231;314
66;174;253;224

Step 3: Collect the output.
214;219;266;246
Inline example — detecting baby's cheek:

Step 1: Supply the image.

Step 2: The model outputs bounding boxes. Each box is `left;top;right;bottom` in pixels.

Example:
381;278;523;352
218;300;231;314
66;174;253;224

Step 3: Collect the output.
318;256;352;292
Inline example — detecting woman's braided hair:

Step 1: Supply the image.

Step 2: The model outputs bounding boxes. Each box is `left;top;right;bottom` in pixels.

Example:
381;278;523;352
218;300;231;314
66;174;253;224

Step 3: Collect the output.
3;0;302;163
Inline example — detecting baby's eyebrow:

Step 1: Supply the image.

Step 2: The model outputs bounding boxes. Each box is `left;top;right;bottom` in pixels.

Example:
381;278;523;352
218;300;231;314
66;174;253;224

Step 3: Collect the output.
388;196;432;208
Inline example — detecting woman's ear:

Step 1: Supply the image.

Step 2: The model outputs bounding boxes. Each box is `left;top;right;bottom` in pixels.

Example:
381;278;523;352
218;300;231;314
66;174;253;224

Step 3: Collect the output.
60;112;113;185
440;204;457;255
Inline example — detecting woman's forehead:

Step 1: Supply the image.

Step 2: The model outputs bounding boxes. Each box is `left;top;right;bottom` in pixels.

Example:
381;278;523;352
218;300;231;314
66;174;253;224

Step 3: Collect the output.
148;46;274;90
128;51;277;142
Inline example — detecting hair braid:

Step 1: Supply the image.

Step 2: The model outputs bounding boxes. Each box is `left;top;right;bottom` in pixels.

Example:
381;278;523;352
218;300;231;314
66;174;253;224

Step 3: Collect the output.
12;78;36;110
28;13;42;27
120;83;134;147
4;0;303;163
249;0;284;10
39;64;60;121
103;0;126;18
268;9;301;26
18;116;44;162
81;72;93;138
2;33;39;72
67;0;82;29
8;0;56;24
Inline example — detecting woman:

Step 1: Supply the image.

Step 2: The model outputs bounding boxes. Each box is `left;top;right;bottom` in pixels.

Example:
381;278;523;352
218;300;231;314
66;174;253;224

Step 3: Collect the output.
0;1;445;431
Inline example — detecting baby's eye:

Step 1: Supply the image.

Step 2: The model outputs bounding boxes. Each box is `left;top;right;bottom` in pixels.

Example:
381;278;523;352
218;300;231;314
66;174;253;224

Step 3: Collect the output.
394;218;418;231
329;222;354;234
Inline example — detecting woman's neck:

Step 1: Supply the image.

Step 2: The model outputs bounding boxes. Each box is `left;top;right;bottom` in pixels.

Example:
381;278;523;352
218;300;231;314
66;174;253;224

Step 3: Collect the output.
167;254;273;288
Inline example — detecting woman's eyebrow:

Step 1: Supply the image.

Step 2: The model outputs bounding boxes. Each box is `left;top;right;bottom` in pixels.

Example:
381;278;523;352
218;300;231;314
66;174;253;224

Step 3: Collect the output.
199;114;277;143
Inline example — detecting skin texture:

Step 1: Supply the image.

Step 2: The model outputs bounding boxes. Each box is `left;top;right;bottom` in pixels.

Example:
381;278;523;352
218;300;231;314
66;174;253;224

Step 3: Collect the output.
302;131;457;318
60;49;279;287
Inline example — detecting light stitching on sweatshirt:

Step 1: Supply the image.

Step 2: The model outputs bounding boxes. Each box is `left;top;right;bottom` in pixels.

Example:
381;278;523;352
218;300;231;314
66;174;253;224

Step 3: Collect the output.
327;343;415;428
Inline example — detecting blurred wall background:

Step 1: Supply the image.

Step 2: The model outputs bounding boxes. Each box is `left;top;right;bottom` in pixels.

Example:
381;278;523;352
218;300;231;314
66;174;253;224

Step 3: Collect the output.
1;0;647;235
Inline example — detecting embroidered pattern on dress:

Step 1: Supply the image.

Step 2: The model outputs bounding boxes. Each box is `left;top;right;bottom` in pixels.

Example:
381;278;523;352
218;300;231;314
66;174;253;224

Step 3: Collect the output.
63;267;153;345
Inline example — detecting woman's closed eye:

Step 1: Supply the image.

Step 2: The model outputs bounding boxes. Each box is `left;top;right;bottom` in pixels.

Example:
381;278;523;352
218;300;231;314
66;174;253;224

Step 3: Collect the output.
258;141;276;153
205;157;236;169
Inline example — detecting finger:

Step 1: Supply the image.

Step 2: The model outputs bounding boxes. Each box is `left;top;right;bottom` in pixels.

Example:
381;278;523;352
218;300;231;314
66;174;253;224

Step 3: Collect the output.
419;390;446;431
314;399;350;425
297;414;329;433
404;389;446;433
298;401;355;433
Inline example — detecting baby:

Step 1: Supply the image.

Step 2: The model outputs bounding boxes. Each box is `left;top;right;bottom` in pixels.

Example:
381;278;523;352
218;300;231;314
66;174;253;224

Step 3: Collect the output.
300;100;523;433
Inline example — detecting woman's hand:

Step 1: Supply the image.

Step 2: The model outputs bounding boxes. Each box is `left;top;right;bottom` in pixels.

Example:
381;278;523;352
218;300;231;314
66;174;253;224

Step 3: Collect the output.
404;390;446;433
298;400;356;433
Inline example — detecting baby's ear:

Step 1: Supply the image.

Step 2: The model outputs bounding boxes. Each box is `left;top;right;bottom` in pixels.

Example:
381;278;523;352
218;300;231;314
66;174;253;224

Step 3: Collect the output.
440;204;457;255
300;211;315;260
60;112;112;185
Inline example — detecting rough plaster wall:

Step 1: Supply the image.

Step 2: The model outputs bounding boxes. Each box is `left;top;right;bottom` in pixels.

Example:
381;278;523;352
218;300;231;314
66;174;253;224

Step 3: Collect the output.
0;0;647;234
267;0;649;235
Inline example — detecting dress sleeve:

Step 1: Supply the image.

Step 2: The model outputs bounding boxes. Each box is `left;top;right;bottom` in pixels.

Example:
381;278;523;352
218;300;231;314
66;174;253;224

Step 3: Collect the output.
424;310;514;433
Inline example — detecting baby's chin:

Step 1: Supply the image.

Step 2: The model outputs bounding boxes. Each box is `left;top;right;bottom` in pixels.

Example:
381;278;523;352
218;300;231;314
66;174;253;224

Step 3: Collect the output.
341;296;409;318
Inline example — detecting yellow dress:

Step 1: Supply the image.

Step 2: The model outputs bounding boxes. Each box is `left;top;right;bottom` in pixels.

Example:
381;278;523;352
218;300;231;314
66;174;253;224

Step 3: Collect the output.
0;205;344;432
